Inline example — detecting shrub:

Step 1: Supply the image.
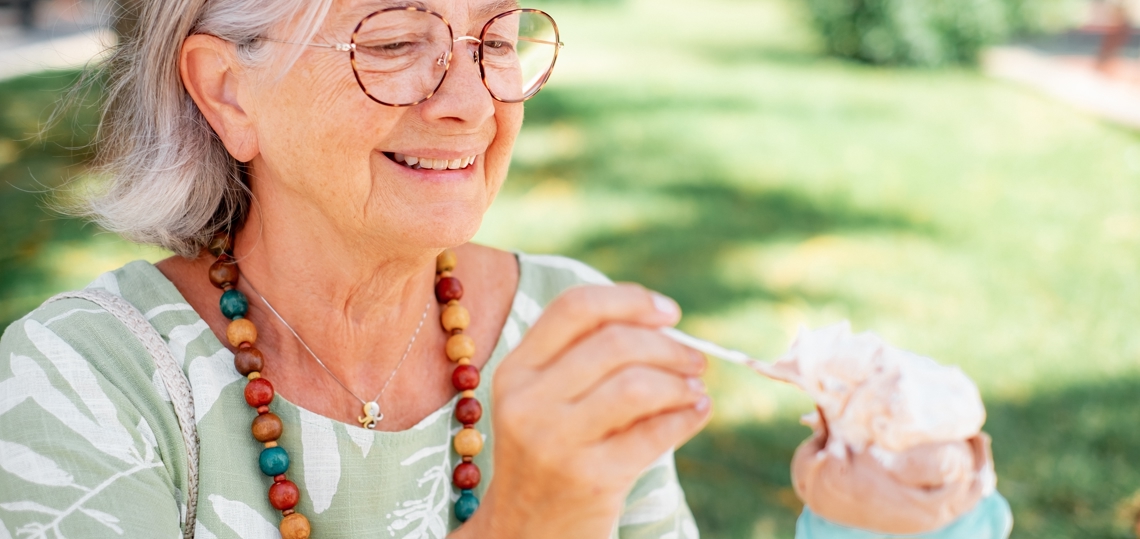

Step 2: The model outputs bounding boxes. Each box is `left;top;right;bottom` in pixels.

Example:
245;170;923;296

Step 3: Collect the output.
805;0;1082;66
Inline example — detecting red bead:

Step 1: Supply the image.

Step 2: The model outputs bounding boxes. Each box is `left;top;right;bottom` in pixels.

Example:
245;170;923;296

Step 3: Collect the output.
245;378;275;408
455;397;482;425
274;474;287;483
452;462;481;490
451;365;480;391
269;480;300;510
435;277;464;303
257;405;269;414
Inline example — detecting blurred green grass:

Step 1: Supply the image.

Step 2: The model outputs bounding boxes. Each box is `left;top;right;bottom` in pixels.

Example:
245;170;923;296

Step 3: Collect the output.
4;0;1140;536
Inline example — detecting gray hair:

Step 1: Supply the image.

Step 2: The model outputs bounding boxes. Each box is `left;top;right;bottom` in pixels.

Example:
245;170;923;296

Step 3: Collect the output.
76;0;334;257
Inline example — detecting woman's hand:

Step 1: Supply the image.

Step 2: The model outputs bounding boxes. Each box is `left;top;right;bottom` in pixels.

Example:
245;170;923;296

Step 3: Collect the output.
456;284;711;539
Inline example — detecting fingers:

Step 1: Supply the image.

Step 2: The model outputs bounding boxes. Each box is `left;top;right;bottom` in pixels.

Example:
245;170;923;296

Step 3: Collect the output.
510;284;681;370
542;324;706;401
570;364;707;442
602;400;712;472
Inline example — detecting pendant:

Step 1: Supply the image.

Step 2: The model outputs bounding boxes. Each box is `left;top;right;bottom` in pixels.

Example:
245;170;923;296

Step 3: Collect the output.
359;401;382;429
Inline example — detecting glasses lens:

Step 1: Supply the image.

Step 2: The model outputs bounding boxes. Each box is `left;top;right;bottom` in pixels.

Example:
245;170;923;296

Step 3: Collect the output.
352;10;452;106
482;11;559;102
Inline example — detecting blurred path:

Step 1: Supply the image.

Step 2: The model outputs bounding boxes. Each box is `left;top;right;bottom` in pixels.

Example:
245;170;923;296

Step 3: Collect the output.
984;30;1140;130
0;0;113;81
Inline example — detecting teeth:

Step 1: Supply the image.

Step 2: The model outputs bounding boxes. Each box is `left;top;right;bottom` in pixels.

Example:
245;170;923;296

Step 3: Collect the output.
392;152;477;170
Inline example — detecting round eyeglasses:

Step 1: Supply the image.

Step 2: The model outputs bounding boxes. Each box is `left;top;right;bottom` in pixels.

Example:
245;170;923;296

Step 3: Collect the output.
261;7;563;107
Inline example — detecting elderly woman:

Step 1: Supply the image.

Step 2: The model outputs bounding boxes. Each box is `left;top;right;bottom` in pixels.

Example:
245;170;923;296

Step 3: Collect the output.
0;0;710;537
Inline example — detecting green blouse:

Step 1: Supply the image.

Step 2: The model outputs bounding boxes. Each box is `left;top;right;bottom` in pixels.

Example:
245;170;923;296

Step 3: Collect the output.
0;254;698;539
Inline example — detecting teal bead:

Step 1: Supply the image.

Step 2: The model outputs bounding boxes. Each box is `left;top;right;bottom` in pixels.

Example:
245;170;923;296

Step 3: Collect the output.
259;446;289;476
220;289;249;320
455;490;479;522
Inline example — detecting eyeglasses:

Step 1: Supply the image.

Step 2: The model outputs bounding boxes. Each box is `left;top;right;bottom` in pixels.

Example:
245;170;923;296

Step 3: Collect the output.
261;7;563;107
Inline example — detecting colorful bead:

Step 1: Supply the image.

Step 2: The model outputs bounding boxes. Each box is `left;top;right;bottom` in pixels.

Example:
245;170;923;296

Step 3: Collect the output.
454;427;483;457
435;277;464;303
446;334;475;362
437;249;458;273
209;258;239;288
245;378;275;407
453;462;481;489
220;289;249;319
259;446;290;476
455;490;479;522
252;413;283;442
279;512;311;539
227;318;258;347
234;348;265;376
452;365;480;391
269;479;301;510
455;397;482;425
461;390;476;399
441;304;470;332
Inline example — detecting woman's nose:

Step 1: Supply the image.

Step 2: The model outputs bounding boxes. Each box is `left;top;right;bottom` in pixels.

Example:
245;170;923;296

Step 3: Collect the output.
419;38;496;124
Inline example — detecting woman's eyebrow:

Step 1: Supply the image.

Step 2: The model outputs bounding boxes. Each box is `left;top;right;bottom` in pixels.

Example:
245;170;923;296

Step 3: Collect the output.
473;0;522;20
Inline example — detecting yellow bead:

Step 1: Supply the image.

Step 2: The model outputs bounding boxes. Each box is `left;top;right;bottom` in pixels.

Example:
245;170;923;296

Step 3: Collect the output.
461;390;476;399
454;427;483;457
227;318;258;347
457;358;471;366
446;334;475;362
247;372;261;380
437;249;458;273
264;441;278;448
441;304;470;332
279;512;311;539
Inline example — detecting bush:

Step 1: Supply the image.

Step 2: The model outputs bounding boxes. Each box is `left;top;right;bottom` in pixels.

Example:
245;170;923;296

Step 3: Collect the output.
805;0;1082;66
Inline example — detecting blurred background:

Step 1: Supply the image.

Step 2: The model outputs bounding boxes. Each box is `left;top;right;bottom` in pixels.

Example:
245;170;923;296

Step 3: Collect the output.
3;0;1140;537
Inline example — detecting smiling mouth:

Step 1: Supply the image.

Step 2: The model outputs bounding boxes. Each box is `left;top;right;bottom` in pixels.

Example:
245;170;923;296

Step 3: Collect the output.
384;152;478;171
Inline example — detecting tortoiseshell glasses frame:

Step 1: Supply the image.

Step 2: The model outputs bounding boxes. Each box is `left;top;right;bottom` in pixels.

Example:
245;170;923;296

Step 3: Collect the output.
260;7;563;107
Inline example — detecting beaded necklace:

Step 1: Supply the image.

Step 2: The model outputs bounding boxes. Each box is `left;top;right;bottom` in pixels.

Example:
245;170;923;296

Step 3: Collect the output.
208;245;484;538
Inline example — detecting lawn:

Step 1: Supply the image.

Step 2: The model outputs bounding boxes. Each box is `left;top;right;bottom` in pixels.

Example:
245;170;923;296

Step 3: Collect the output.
4;0;1140;537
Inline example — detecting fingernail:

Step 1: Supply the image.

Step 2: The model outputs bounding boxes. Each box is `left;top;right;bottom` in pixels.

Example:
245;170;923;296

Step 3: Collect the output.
651;292;679;316
695;396;711;412
687;377;705;392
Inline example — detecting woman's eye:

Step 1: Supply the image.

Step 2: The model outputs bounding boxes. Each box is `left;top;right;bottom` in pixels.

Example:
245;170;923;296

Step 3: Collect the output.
482;40;515;53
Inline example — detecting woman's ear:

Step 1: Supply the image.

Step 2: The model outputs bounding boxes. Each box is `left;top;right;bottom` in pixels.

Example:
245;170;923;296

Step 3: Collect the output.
179;34;259;162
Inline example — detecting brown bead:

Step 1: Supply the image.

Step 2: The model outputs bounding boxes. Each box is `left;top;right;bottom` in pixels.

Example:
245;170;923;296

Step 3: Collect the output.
441;304;470;332
437;249;457;273
269;479;300;510
446;334;475;362
453;462;481;489
227;318;258;347
454;427;483;457
452;365;480;391
208;258;240;289
245;378;274;408
234;348;264;376
455;397;482;425
279;512;311;539
208;233;233;257
252;413;283;442
435;277;464;303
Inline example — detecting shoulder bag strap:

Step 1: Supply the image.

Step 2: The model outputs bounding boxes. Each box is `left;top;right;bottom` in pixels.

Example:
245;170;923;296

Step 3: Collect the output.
46;289;199;539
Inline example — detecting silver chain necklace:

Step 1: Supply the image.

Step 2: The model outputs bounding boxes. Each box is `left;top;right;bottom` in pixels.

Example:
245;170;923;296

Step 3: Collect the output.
243;277;432;429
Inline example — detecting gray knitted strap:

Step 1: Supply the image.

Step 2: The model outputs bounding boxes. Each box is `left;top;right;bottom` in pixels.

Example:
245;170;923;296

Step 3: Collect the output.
47;290;199;539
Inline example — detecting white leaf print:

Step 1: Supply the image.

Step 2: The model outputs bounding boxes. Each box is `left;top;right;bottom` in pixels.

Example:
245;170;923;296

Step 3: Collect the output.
0;439;74;487
388;439;452;539
2;354;135;463
344;426;374;458
502;316;521;349
510;291;544;326
137;418;157;464
86;271;121;295
152;370;171;402
78;507;123;534
521;254;614;285
187;348;241;424
0;501;61;516
681;517;699;539
619;483;680;526
194;519;219;539
0;516;12;539
412;401;455;431
208;494;281;539
42;308;105;327
166;320;210;367
143;303;195;320
299;408;341;514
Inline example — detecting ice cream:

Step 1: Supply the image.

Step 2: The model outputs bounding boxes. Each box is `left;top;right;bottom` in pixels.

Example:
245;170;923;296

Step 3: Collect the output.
754;322;996;534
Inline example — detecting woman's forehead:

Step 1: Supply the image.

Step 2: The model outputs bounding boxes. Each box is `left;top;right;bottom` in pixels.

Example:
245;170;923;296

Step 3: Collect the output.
332;0;521;29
